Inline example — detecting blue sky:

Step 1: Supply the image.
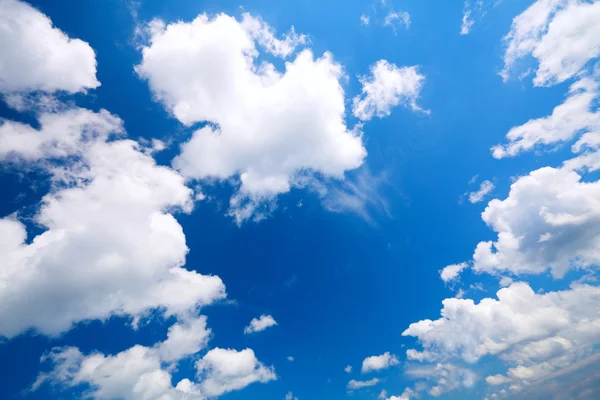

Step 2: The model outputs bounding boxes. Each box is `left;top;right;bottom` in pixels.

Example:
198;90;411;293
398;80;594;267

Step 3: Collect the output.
0;0;599;399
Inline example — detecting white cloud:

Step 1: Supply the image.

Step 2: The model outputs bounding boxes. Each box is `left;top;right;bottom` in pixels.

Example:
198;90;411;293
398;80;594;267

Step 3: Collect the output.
36;319;275;400
361;352;399;373
486;374;512;385
360;14;370;26
492;77;600;159
439;262;468;283
460;9;474;35
287;356;294;362
285;391;299;400
472;166;600;278
345;365;353;373
402;282;600;392
0;0;99;94
384;11;410;34
352;60;426;121
0;107;123;162
195;347;277;397
244;314;278;334
468;180;495;203
499;276;513;287
347;378;380;390
406;363;477;397
406;349;436;363
0;110;226;338
157;316;211;363
501;0;600;86
135;13;367;223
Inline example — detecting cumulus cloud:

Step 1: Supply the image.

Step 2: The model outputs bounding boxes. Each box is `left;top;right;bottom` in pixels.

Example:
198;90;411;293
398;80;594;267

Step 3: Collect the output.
361;352;399;373
345;365;353;373
135;13;367;223
492;77;600;159
352;60;426;121
403;282;600;394
0;110;225;338
244;314;278;334
472;166;600;278
501;0;600;86
196;347;277;397
36;319;275;400
0;0;99;94
439;262;468;283
347;378;381;390
468;180;495;203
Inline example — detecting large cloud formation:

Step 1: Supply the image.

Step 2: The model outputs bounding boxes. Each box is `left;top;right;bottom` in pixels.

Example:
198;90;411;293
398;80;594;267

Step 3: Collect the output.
136;14;424;223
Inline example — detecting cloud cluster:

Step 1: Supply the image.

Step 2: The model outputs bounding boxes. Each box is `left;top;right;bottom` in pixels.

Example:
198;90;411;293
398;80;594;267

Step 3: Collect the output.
501;0;600;86
135;13;367;223
37;318;276;400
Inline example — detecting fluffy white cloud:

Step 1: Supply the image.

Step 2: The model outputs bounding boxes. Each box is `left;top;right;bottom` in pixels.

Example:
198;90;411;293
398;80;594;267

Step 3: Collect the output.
135;13;367;223
468;180;495;203
345;365;353;373
439;262;468;283
492;77;600;159
0;107;123;162
157;316;211;363
403;282;600;393
36;319;275;400
244;314;278;334
352;60;426;121
501;0;600;86
360;14;370;26
347;378;380;390
0;0;99;94
0;111;225;338
473;166;600;278
361;352;400;373
195;347;276;397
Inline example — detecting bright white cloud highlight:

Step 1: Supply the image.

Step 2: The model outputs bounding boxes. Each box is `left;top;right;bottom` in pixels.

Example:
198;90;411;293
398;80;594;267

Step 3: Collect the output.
196;347;277;397
440;262;468;283
361;352;399;373
0;0;99;94
501;0;600;86
135;13;367;223
244;314;278;334
352;60;426;121
468;180;495;203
